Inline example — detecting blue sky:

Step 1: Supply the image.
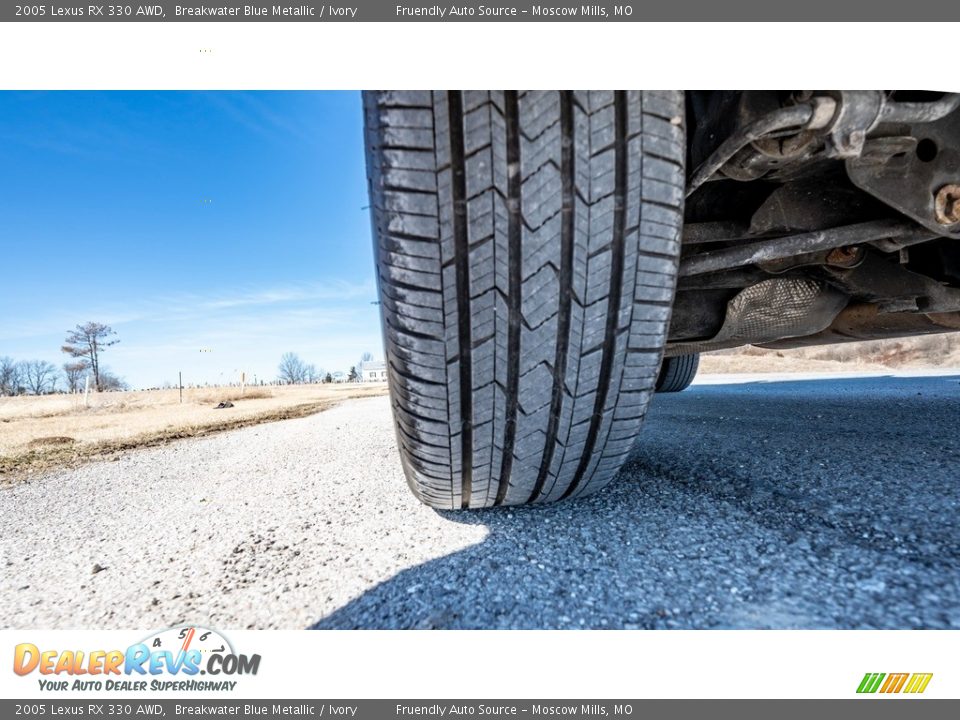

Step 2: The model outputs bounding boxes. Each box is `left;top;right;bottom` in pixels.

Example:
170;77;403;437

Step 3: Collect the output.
0;91;383;389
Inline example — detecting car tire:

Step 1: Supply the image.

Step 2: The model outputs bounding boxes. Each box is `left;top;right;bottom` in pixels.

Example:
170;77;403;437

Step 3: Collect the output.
655;353;700;393
364;90;685;508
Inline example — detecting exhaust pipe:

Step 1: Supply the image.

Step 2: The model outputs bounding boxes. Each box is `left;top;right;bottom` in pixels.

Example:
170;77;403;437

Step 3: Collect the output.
758;303;960;349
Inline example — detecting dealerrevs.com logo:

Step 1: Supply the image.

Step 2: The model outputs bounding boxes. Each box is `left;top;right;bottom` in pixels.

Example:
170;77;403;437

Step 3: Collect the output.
857;673;933;694
13;626;260;692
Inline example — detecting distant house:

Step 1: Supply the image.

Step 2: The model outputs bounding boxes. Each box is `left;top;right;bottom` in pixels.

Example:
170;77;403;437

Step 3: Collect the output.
331;371;347;383
358;359;387;383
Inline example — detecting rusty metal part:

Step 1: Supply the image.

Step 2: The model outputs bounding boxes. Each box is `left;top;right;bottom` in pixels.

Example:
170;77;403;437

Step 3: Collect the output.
934;184;960;225
678;219;925;278
825;245;867;268
757;303;960;349
757;245;867;274
847;104;960;239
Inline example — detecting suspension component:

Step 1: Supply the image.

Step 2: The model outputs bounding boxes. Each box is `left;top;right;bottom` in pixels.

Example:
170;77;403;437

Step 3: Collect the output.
678;220;932;278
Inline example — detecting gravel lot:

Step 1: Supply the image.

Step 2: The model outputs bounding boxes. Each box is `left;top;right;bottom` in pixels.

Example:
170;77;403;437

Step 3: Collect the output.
2;372;958;630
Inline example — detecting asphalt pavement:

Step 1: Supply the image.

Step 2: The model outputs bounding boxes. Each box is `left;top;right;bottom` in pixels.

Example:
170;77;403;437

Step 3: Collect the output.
2;372;958;629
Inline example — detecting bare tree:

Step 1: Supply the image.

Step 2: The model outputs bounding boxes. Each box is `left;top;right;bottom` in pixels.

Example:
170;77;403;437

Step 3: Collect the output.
63;361;90;393
21;360;59;395
98;369;128;392
62;322;119;391
305;364;323;384
278;352;308;385
360;351;373;363
0;356;21;396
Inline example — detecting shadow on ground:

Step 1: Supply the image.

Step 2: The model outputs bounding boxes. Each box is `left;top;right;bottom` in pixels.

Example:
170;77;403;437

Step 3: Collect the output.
312;374;960;630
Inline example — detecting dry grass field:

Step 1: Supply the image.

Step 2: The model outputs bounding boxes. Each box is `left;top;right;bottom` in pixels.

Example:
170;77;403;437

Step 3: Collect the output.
0;383;388;481
701;333;960;374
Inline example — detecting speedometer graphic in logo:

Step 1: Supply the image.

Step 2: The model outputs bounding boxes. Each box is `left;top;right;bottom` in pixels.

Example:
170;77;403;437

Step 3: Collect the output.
139;625;234;659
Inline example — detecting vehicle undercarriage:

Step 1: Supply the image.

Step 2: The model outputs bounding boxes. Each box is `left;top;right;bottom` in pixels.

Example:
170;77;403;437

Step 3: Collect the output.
671;90;960;356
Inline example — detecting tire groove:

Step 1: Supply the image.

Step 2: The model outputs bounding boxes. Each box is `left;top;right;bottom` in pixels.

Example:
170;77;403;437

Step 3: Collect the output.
448;90;473;509
494;90;522;506
561;90;628;501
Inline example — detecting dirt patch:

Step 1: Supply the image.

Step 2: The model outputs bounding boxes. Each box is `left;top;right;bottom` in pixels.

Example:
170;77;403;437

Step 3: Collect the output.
196;388;274;403
0;384;388;483
27;436;77;448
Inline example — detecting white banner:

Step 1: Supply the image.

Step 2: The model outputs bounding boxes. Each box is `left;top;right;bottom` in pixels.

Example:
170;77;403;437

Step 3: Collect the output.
1;629;954;699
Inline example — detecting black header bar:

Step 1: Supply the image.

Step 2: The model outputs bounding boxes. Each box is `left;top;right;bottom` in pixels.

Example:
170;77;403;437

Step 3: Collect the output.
3;1;958;22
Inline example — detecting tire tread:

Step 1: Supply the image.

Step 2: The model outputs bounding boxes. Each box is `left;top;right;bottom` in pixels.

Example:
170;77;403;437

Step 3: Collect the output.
655;353;700;393
366;90;684;508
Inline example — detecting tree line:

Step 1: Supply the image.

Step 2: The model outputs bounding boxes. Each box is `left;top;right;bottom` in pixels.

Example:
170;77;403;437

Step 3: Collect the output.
1;323;381;396
0;322;125;396
276;351;376;385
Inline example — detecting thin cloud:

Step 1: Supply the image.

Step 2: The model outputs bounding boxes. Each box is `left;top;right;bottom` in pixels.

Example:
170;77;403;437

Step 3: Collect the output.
0;279;376;341
200;280;375;310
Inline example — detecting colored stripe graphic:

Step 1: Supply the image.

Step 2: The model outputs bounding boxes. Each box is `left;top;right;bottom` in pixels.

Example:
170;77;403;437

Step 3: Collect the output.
857;672;933;694
903;673;934;694
857;673;885;693
880;673;909;693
